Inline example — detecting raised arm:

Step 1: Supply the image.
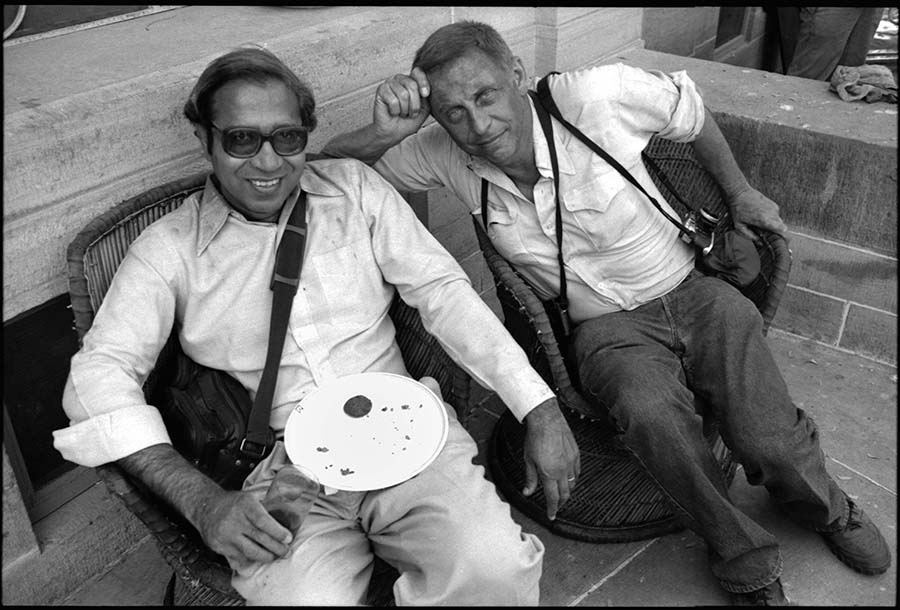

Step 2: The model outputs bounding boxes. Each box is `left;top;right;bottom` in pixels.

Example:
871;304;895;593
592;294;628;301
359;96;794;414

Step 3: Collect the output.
322;68;432;164
691;107;788;240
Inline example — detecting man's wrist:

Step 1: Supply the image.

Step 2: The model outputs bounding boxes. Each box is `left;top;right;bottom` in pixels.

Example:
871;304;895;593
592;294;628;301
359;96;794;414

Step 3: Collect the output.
524;397;562;426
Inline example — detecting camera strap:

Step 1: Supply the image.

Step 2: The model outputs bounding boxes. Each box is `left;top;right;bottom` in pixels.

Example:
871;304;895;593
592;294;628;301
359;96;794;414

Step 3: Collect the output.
479;91;571;338
534;73;694;238
241;190;308;459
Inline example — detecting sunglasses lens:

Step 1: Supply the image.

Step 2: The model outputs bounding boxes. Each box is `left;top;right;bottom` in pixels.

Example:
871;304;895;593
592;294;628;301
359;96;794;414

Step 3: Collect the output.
220;127;307;158
223;129;262;157
271;127;308;155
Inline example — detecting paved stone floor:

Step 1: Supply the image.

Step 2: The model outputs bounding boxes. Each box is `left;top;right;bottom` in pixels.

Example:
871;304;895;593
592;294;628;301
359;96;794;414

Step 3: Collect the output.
60;330;896;606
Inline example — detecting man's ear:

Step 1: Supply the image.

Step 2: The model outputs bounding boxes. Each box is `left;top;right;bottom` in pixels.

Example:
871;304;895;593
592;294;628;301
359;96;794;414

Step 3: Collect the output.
511;56;529;94
195;127;213;161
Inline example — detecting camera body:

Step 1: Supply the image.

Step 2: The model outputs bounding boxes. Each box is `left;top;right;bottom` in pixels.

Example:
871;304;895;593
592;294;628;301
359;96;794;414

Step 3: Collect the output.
680;207;720;255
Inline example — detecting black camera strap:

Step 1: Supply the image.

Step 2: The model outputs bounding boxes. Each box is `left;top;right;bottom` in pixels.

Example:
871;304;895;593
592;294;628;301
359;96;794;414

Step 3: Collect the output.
479;90;571;337
534;73;694;237
241;190;308;459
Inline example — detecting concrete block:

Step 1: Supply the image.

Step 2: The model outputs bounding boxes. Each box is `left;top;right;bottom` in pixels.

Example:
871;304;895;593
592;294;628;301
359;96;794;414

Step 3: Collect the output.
459;251;496;297
427;187;473;233
2;450;38;570
643;7;719;59
432;209;479;263
555;7;644;72
787;234;897;314
454;6;538;34
2;481;148;605
840;305;898;365
771;286;844;344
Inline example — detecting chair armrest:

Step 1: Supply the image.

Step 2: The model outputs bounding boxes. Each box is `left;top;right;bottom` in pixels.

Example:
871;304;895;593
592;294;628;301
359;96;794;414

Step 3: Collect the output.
95;463;242;603
472;217;594;416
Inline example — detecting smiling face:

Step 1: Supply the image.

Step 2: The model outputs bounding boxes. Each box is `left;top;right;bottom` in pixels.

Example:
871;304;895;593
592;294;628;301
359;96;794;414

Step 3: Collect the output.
427;49;534;174
199;78;306;222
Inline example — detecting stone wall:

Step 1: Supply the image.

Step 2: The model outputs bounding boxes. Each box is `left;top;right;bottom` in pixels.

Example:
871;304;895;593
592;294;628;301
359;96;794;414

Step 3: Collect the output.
2;5;643;323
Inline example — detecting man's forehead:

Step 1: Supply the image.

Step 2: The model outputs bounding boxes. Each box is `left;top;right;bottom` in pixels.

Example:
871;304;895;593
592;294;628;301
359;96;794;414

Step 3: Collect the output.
212;79;301;122
429;51;510;99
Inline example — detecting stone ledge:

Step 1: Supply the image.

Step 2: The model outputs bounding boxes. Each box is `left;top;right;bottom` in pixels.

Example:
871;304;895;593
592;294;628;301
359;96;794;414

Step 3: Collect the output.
615;48;897;255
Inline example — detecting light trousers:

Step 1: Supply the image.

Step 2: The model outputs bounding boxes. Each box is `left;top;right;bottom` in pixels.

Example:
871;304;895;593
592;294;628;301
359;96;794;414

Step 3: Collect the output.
231;404;544;605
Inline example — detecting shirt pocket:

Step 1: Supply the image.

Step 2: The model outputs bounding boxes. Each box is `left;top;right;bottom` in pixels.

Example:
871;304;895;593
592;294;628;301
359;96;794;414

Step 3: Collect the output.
310;239;384;328
484;205;534;267
564;159;643;249
562;157;630;215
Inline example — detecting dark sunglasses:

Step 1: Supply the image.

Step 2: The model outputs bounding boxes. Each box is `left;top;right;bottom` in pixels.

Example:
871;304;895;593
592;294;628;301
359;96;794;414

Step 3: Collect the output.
210;122;309;158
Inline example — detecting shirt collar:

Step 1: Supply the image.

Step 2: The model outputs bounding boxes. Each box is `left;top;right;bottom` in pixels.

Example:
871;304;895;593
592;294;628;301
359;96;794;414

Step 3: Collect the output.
196;162;344;255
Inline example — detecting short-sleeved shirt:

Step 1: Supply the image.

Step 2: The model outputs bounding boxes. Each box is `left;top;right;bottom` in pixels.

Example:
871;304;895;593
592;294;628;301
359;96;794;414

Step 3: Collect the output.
374;63;706;323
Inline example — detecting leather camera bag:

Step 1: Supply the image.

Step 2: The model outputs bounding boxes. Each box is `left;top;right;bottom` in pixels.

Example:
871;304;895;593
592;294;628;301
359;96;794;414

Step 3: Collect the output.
165;355;270;490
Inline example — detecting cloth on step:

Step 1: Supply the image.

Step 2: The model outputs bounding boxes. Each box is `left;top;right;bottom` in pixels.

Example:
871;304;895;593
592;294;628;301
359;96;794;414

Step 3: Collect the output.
829;64;898;103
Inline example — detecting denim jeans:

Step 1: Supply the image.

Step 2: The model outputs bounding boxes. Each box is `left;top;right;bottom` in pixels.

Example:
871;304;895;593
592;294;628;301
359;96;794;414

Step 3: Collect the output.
571;270;848;593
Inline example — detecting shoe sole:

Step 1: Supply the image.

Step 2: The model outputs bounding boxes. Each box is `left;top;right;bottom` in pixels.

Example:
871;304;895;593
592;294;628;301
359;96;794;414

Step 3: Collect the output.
825;539;891;575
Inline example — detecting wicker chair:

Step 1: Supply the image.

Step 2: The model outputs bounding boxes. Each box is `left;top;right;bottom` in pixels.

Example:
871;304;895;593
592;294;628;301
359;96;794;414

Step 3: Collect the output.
479;136;792;543
66;161;473;605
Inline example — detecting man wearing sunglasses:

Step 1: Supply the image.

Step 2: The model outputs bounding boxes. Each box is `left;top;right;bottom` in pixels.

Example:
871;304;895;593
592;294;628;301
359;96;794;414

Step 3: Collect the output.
323;20;890;606
54;46;572;605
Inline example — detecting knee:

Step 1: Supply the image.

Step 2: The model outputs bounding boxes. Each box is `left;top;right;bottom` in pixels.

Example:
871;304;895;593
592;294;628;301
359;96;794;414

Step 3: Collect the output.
402;526;543;605
704;282;764;335
452;530;544;604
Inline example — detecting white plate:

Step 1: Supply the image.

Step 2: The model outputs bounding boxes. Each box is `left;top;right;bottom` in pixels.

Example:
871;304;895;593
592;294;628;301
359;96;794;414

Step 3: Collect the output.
283;373;449;491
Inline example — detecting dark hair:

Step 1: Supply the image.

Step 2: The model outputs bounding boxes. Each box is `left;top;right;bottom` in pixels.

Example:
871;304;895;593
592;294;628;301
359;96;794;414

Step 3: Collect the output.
183;46;317;153
412;20;514;75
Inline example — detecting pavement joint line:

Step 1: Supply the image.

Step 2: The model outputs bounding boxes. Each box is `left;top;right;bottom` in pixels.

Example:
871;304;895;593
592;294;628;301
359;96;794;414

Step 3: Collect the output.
767;327;897;368
788;230;898;261
828;456;897;496
566;538;659;607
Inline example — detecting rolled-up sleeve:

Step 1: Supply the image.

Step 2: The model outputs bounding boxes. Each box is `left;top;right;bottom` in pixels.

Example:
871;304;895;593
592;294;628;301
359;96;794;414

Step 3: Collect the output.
53;242;177;467
358;165;556;421
653;69;706;142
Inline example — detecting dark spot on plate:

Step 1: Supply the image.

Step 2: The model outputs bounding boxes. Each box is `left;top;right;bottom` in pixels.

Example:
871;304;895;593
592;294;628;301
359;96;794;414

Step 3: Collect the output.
343;395;372;418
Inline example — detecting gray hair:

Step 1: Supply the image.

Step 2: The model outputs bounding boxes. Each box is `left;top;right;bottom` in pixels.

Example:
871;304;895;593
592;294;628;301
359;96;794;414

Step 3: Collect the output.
412;20;514;75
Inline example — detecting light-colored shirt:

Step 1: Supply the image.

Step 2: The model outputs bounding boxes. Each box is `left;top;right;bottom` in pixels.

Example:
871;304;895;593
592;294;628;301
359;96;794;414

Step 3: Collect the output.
374;63;706;323
54;158;555;468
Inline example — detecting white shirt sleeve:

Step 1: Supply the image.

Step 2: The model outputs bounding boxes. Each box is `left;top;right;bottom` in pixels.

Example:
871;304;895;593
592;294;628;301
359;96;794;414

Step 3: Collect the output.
358;164;556;421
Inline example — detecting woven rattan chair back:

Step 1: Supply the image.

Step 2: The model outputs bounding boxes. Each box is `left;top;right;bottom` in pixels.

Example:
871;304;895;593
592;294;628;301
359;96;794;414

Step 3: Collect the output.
66;158;470;605
477;136;792;543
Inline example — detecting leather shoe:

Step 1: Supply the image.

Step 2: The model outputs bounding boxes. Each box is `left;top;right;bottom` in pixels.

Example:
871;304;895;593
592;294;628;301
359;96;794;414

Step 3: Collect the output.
822;496;891;575
731;579;792;606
